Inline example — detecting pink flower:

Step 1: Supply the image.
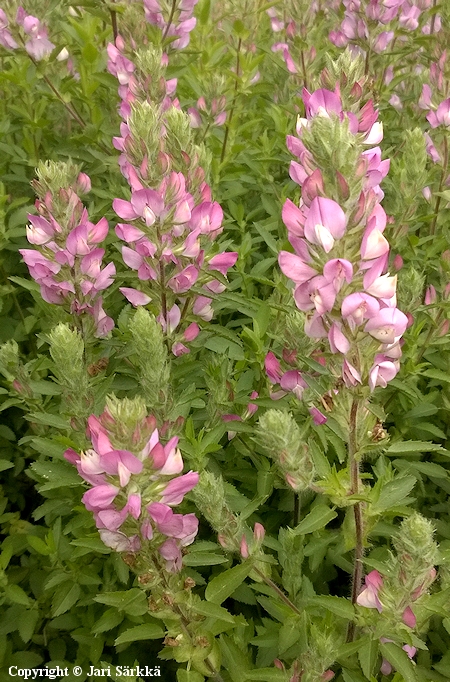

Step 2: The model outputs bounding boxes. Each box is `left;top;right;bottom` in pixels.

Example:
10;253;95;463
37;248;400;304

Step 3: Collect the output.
160;471;199;505
304;197;347;252
364;307;408;344
265;352;283;383
357;570;383;612
208;252;238;275
368;355;399;391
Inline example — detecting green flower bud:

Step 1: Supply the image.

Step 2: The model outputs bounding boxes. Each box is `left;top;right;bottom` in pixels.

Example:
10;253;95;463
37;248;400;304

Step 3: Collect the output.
127;101;162;170
301;115;363;202
135;47;168;105
34;160;81;197
396;265;425;311
129;308;170;411
0;340;20;381
393;513;438;572
103;394;154;451
48;324;90;419
256;410;315;492
278;526;304;599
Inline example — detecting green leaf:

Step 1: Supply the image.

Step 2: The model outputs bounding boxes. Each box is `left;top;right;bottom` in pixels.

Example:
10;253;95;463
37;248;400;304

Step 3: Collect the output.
115;623;164;645
17;608;39;643
244;670;287;681
379;642;418;682
220;635;250;681
295;505;337;535
358;638;379;679
92;608;123;634
192;601;235;623
5;584;30;606
95;589;148;616
177;671;205;682
386;441;446;455
0;460;14;472
27;535;52;555
309;596;355;620
278;616;301;654
371;476;416;513
183;552;228;566
205;561;253;604
52;583;81;617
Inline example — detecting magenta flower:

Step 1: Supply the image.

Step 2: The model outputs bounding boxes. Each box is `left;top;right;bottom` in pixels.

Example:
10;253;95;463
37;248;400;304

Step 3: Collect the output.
0;9;18;49
304;197;347;252
427;98;450;128
356;570;383;612
364;307;408;344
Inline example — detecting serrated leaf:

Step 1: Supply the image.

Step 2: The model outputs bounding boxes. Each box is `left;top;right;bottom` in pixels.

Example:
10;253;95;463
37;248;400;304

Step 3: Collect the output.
114;623;164;645
379;642;418;682
205;561;253;604
177;671;205;682
92;608;123;635
278;616;301;654
371;476;416;513
27;535;52;555
17;608;39;643
244;670;286;681
52;583;81;617
5;584;30;606
295;505;337;535
183;552;228;566
386;441;445;455
309;595;355;620
192;601;235;623
358;638;378;679
94;589;148;616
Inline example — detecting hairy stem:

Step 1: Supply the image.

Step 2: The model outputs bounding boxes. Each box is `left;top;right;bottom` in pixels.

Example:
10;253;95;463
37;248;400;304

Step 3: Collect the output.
430;134;448;236
253;567;302;617
220;38;242;164
347;397;364;643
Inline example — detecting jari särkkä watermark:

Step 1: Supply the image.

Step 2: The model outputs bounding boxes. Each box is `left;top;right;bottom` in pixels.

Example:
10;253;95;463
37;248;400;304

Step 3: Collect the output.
7;665;162;678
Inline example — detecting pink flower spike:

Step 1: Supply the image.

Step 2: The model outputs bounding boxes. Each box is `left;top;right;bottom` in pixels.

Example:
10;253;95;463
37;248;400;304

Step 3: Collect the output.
365;307;408;344
265;351;283;383
82;484;119;511
309;406;327;425
184;322;200;341
282;198;306;236
278;251;317;284
119;287;151;306
368;356;399;391
424;285;437;305
304;197;347;252
160;471;199;505
402;606;416;628
208;252;238;276
328;323;350;354
356;570;383;612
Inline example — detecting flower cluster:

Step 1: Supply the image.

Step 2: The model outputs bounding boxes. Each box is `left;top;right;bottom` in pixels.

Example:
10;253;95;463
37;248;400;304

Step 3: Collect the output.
20;164;115;337
108;41;237;354
0;6;55;59
357;513;438;674
65;397;199;571
143;0;198;49
329;0;436;53
278;83;408;393
266;3;318;79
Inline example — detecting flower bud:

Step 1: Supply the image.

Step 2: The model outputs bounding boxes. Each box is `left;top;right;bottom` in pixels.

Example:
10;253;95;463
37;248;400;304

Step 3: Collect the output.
129;307;170;410
256;410;315;491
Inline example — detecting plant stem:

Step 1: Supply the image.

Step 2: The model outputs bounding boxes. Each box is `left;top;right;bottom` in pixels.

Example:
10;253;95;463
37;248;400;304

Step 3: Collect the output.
430;134;448;236
347;397;364;643
163;0;178;40
253;567;302;617
220;38;242;164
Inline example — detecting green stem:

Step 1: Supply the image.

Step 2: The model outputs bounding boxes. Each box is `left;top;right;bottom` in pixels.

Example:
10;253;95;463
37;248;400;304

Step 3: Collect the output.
347;397;364;643
253;567;302;617
430;134;449;236
220;38;242;164
163;0;178;40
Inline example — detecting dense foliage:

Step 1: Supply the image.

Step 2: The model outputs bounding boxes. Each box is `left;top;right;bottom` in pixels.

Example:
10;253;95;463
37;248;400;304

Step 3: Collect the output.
1;1;450;681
